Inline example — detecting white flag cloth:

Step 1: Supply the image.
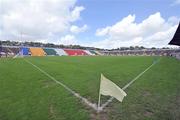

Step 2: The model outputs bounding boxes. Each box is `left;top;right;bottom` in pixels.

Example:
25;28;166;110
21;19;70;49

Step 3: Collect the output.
100;74;127;102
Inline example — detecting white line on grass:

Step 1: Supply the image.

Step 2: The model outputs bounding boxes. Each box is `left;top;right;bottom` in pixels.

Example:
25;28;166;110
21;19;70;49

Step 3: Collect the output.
23;58;98;111
100;59;160;111
23;57;160;112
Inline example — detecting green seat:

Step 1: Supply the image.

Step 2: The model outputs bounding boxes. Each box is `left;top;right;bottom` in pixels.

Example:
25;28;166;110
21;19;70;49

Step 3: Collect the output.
90;50;98;55
43;48;57;55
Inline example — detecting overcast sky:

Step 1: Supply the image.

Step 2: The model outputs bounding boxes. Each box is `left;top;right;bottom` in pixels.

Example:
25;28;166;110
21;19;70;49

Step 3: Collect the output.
0;0;180;48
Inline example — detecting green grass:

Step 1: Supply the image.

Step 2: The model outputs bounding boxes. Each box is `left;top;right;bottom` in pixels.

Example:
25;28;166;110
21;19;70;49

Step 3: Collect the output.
0;56;179;120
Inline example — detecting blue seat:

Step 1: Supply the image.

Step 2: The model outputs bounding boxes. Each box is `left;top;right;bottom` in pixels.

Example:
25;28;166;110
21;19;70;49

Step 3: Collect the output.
20;47;29;55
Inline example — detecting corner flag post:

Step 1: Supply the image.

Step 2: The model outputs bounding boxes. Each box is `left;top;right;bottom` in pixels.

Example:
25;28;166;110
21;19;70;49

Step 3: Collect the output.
98;73;127;112
97;74;102;112
97;90;101;112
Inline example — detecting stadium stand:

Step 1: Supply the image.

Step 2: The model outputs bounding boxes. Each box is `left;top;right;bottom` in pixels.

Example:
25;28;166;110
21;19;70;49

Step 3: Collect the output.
21;47;30;55
1;45;179;58
1;47;8;57
100;49;180;56
43;48;57;56
2;47;15;56
54;48;67;56
0;46;19;57
64;49;88;56
0;41;2;57
2;47;8;53
8;47;20;55
0;43;1;57
94;51;103;55
89;50;98;55
84;50;94;55
30;47;46;56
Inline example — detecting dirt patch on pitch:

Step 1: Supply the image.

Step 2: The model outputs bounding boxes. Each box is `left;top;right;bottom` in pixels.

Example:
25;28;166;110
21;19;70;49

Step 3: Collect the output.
49;104;57;119
42;80;57;88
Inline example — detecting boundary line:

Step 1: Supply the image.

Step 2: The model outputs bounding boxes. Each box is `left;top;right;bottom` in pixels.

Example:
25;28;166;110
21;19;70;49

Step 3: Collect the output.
100;59;160;110
23;57;160;112
23;58;98;111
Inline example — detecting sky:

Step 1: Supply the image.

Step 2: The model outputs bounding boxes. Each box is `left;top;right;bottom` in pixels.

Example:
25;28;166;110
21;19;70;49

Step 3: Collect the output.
0;0;180;49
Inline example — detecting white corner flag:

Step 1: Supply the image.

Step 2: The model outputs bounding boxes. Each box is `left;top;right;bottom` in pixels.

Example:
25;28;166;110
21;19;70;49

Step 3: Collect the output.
98;74;127;109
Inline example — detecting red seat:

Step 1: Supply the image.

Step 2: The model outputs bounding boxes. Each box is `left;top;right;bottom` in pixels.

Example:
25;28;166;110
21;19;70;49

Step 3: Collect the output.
64;49;88;56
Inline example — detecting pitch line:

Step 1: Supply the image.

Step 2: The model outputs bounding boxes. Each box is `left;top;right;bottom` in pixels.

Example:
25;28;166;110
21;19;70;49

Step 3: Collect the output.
23;58;98;111
100;59;160;110
23;57;160;112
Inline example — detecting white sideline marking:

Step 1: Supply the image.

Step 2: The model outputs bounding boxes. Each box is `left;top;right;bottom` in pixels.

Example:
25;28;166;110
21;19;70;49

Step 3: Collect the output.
23;58;98;111
24;58;160;112
100;59;160;111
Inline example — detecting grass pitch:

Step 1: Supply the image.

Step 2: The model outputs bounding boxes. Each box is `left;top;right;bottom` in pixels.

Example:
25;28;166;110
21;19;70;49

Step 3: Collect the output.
0;56;179;120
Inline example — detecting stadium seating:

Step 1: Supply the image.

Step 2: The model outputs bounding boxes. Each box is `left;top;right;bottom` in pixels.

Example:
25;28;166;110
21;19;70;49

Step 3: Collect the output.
1;46;179;57
83;50;93;55
1;47;8;56
54;49;67;56
0;47;19;56
8;47;20;54
21;47;30;55
2;47;8;53
43;48;57;56
89;50;98;55
30;47;46;56
64;49;88;56
0;46;2;55
94;51;102;55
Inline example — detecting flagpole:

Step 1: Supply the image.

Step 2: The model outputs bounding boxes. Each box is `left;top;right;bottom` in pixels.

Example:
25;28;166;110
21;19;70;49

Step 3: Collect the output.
97;74;102;112
98;88;101;112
